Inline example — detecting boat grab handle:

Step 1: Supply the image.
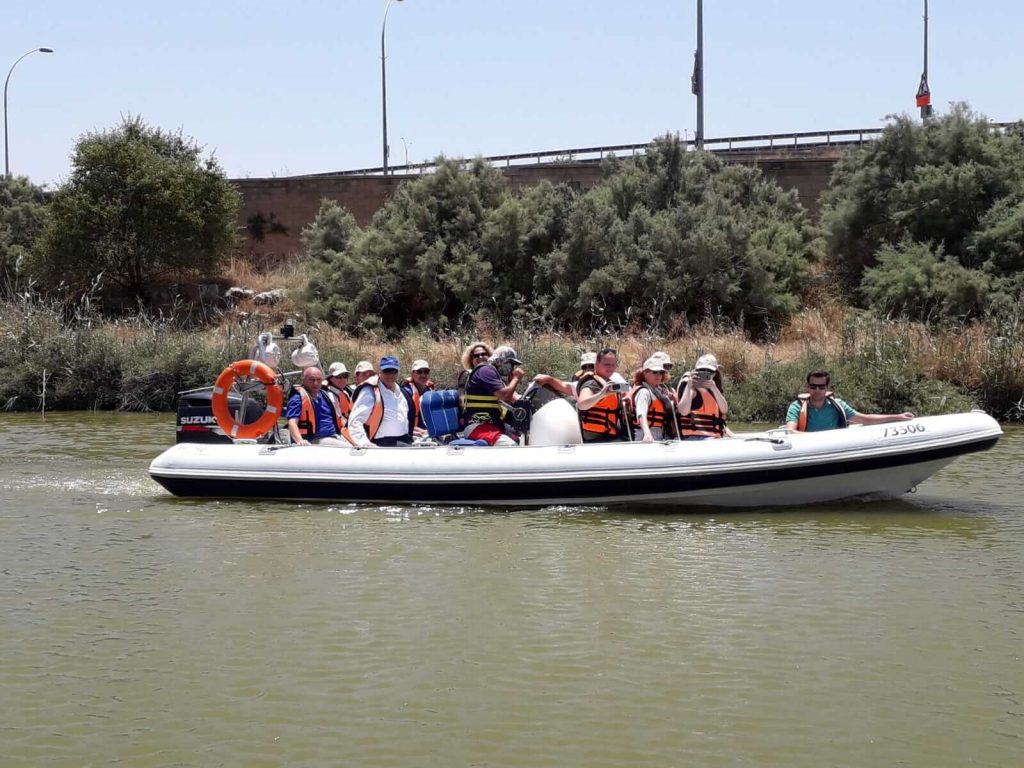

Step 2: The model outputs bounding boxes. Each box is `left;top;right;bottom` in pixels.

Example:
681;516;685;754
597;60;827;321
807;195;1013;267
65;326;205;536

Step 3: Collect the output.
744;436;790;447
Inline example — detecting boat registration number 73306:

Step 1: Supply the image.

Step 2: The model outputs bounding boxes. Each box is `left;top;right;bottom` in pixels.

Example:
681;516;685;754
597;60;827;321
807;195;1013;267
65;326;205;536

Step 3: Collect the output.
881;423;926;438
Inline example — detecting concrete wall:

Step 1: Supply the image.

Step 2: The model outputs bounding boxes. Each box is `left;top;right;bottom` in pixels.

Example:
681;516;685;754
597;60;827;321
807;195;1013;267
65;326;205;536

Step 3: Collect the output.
233;148;842;260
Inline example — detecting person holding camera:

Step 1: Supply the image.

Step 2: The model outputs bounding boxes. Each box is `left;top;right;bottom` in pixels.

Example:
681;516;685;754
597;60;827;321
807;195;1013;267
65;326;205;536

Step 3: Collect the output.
677;353;729;440
576;348;631;443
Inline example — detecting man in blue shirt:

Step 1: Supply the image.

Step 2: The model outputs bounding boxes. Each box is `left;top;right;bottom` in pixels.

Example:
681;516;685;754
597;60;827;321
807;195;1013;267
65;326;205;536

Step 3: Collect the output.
785;370;914;432
285;366;347;446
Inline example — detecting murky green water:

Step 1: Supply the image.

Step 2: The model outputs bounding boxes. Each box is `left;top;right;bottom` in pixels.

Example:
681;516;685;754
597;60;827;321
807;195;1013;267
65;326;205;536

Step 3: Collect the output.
1;414;1021;767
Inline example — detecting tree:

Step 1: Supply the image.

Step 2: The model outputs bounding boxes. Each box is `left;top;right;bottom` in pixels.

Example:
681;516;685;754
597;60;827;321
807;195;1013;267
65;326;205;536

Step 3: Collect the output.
302;199;363;322
33;116;240;299
534;136;820;334
304;157;516;332
303;136;818;336
0;176;49;296
820;104;1024;319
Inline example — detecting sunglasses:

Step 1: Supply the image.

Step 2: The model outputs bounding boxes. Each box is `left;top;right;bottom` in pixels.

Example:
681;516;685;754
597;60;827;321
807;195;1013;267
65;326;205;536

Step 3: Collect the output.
381;368;399;374
414;369;430;374
808;383;829;390
472;352;489;359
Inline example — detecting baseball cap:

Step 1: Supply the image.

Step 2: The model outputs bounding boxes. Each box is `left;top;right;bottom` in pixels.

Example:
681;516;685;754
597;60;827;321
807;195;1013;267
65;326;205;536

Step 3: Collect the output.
379;355;400;372
490;346;523;366
412;359;430;372
695;353;720;371
327;362;348;377
580;351;597;367
643;356;666;372
650;351;673;368
354;360;374;374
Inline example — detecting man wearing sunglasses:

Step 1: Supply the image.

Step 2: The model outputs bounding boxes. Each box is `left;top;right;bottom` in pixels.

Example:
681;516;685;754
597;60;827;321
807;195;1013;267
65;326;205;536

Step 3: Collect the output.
401;359;435;438
344;356;412;447
463;346;525;446
785;370;915;432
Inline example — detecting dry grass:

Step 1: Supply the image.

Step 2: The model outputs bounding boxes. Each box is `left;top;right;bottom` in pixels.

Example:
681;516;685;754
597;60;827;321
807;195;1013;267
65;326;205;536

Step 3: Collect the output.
72;255;1022;415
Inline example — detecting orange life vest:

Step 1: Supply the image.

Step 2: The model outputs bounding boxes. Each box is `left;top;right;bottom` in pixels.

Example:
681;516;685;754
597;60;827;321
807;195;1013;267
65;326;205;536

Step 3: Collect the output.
292;386;326;439
678;390;726;438
323;386;349;431
341;376;386;445
629;383;673;433
328;383;353;420
402;377;435;427
577;373;627;439
795;392;848;431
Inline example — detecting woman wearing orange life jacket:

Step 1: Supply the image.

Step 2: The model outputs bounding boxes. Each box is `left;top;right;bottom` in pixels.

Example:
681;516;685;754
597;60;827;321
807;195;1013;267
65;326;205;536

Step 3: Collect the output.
677;353;730;440
325;361;353;429
630;357;676;443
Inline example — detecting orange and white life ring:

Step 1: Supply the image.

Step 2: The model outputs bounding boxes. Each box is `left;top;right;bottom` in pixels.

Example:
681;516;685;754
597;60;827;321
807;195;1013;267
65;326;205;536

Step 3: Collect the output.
211;359;283;440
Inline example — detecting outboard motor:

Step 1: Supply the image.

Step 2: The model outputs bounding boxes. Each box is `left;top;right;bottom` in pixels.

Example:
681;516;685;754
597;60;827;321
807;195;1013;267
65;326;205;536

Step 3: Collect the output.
175;390;267;443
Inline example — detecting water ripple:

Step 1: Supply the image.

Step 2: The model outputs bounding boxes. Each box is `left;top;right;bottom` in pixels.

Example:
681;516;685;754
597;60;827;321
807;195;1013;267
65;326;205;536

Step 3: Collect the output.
1;416;1022;766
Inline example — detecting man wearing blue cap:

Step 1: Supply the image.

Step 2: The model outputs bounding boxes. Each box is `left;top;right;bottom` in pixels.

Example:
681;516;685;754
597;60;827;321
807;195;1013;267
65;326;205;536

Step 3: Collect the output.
343;355;413;447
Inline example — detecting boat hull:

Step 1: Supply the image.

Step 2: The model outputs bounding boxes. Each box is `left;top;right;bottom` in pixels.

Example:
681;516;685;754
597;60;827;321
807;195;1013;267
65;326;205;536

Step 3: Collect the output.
148;412;1002;508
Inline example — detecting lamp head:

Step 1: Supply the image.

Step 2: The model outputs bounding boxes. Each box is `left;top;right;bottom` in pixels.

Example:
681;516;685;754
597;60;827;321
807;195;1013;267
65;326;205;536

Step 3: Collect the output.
39;48;54;54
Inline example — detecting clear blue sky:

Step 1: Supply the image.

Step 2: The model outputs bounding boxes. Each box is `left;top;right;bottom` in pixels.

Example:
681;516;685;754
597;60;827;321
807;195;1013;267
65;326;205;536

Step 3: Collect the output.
6;1;1023;186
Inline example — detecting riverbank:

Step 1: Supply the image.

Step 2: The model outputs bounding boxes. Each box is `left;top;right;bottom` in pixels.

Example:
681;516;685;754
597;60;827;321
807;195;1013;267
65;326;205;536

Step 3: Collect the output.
2;295;1022;420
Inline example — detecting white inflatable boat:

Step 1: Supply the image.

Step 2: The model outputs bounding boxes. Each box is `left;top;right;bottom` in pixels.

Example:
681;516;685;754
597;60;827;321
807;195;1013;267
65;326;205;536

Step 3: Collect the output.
148;404;1002;508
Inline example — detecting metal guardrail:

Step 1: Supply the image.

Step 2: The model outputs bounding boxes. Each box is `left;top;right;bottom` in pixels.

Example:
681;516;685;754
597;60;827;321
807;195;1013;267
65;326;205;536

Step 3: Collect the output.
306;123;1018;178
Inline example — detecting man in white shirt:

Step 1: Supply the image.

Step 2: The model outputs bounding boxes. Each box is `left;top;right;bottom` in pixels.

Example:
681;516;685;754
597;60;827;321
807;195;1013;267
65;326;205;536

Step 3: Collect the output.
345;356;412;447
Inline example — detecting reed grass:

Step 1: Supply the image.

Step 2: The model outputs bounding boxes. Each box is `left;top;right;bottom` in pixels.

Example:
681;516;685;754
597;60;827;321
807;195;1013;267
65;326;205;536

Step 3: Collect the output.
2;294;1020;419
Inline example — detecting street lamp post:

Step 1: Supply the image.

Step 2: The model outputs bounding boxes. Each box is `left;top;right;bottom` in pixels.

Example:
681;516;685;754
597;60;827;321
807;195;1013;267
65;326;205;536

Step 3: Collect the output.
381;0;405;176
916;0;933;120
691;0;704;150
4;47;54;178
400;136;411;172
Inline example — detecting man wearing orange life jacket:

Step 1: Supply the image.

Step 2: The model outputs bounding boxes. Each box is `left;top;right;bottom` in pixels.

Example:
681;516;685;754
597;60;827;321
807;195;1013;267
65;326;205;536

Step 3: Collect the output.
630;357;676;443
353;360;375;386
344;356;413;448
785;370;915;432
401;359;435;439
325;361;353;428
576;348;630;443
677;354;729;440
285;366;348;447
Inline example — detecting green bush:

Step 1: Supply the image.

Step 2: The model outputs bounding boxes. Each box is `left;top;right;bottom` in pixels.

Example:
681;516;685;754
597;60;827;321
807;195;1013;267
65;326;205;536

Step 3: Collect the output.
820;104;1024;319
0;176;49;297
302;136;820;337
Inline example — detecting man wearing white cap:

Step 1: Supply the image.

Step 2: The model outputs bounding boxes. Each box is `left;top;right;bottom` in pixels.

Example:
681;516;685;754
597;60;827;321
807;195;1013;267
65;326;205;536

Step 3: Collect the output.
401;359;435;437
353;360;374;386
